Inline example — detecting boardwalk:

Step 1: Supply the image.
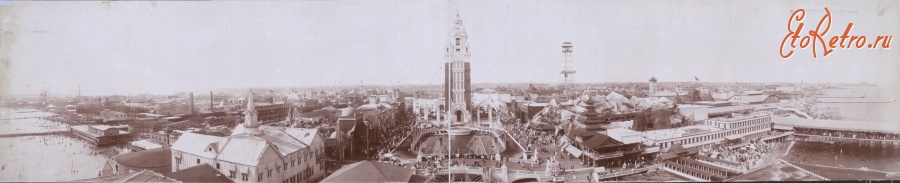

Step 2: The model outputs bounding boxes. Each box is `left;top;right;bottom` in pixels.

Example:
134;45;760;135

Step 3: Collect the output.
0;131;69;138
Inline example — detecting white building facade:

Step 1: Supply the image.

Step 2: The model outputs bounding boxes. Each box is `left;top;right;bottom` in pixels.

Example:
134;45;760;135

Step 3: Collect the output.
171;90;326;183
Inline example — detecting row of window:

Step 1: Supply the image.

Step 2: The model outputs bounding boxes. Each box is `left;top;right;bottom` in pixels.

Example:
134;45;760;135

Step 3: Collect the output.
283;168;315;183
175;146;324;182
707;117;771;129
664;163;713;181
672;159;727;178
661;123;770;148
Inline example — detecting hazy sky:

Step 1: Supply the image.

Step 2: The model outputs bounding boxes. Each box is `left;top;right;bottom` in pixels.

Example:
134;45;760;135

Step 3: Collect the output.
1;0;898;95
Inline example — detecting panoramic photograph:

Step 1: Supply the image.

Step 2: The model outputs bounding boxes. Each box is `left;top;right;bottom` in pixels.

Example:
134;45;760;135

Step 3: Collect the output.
0;0;898;182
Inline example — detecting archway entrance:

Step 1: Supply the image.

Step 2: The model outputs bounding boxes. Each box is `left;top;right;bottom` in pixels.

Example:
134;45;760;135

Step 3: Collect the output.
455;110;463;122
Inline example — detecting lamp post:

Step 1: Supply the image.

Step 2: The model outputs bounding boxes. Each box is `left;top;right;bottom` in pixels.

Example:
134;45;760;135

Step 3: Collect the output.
366;119;370;159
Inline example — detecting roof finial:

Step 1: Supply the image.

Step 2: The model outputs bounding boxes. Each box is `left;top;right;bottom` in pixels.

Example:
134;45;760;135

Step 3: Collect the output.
455;9;461;19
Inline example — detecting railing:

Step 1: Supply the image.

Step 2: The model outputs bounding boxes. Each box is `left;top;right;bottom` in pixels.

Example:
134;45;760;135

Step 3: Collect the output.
794;133;900;142
538;175;565;182
507;158;536;164
693;158;741;173
584;151;624;160
509;170;550;176
399;158;419;164
433;166;486;175
563;167;596;173
596;165;658;180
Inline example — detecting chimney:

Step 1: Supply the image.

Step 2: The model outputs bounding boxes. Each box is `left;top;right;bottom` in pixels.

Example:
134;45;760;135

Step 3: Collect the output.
189;92;195;115
210;91;214;112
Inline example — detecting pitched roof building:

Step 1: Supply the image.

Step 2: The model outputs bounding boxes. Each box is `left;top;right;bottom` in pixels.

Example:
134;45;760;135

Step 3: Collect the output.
171;90;327;183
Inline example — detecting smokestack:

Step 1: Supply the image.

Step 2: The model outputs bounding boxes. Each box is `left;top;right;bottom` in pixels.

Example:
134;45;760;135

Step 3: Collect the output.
190;92;195;115
210;91;214;112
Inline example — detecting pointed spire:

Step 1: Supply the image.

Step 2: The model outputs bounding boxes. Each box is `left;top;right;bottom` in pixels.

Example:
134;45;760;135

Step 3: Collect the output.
246;89;255;112
244;89;261;135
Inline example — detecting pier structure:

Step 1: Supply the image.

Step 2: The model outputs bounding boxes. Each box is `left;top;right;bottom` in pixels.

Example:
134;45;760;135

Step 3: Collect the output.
772;116;900;146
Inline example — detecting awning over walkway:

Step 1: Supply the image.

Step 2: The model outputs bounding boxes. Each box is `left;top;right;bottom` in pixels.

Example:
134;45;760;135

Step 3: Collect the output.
643;146;660;154
773;125;794;131
566;145;583;157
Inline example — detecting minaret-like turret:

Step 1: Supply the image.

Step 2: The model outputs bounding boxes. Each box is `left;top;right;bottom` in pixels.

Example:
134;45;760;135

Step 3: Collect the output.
244;90;261;135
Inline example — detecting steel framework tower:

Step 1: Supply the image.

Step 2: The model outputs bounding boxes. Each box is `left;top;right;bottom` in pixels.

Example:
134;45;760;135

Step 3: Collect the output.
560;42;576;94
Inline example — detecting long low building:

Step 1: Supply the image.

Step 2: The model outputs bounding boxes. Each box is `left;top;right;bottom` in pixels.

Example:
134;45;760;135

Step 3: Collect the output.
771;116;900;134
642;113;774;150
70;125;132;146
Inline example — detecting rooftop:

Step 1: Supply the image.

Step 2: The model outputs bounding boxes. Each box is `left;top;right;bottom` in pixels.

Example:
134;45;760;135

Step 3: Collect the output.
114;148;171;169
70;125;130;137
173;126;321;166
72;170;179;183
642;125;723;141
321;161;422;183
707;113;770;123
706;105;753;115
130;139;164;150
163;164;234;183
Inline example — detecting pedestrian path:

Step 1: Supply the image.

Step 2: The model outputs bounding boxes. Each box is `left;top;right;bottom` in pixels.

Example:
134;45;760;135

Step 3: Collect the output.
0;130;69;138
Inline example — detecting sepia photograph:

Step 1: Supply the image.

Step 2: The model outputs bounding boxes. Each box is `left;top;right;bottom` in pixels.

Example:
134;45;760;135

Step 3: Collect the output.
0;0;898;182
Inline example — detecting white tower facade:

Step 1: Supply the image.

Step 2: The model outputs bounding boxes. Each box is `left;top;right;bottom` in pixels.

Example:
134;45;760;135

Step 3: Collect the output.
444;10;472;123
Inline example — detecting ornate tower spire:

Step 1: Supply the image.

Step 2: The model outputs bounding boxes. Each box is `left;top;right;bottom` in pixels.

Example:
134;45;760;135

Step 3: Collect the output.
244;89;261;135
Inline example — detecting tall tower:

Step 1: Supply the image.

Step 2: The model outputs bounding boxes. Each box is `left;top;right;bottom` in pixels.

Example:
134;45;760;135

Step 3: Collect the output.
243;90;261;135
560;42;576;95
189;92;195;115
649;77;658;95
444;10;472;123
209;91;214;112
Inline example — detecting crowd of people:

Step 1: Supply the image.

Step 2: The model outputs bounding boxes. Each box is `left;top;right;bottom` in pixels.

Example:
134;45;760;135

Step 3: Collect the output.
368;104;417;160
699;139;787;172
41;112;94;125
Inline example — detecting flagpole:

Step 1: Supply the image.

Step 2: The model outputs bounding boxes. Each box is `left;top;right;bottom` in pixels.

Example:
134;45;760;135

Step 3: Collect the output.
446;9;453;183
